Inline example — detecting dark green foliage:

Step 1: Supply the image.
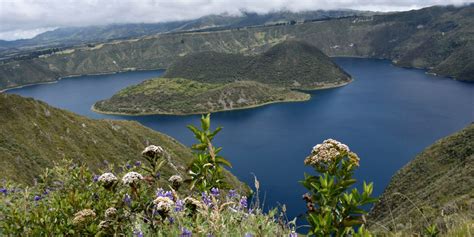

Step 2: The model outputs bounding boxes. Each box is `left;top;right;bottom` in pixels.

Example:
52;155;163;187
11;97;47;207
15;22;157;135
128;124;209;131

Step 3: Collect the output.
164;40;351;89
187;114;232;192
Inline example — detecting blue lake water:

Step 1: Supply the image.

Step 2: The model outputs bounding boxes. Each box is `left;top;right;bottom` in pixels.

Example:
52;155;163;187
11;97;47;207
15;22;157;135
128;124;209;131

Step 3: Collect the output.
7;58;474;221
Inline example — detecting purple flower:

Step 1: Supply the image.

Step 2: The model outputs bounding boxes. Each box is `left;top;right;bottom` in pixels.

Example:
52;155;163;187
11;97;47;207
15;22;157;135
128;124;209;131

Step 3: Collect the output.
43;189;50;195
156;188;173;199
180;227;192;237
124;193;132;206
244;233;254;237
239;196;248;209
227;189;237;198
289;231;298;237
155;172;161;179
135;161;142;167
201;192;212;207
93;175;99;182
169;217;175;224
175;199;184;212
126;163;132;169
0;187;7;195
34;195;42;201
133;229;143;237
210;187;219;197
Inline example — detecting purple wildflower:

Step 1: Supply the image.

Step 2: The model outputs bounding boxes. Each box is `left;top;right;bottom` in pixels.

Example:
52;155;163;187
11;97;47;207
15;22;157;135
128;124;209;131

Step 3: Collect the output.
34;195;42;201
126;163;132;170
0;187;7;195
210;187;219;197
43;188;50;195
180;227;192;237
133;229;144;237
227;189;237;198
175;199;184;212
239;196;248;209
124;194;132;206
201;192;212;207
289;231;298;237
244;233;254;237
169;217;175;224
155;172;161;179
93;175;99;182
156;188;173;199
135;161;142;167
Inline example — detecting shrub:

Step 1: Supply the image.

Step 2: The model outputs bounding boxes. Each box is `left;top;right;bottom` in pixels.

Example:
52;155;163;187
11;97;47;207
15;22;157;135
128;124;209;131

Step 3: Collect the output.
301;139;377;236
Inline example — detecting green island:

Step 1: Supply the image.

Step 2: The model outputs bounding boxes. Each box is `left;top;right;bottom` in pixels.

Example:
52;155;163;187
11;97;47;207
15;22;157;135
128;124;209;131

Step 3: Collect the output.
93;40;350;115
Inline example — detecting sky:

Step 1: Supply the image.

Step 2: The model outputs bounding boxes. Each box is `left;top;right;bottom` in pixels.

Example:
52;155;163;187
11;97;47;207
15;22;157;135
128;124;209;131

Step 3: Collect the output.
0;0;472;40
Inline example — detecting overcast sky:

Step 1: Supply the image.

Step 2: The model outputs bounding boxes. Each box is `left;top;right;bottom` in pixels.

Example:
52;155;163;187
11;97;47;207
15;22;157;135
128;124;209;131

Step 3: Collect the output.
0;0;472;40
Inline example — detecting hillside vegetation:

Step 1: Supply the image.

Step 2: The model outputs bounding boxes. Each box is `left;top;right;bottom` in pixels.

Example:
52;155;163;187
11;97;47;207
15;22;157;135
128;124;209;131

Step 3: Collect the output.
94;78;310;115
368;124;474;234
0;4;472;90
0;93;245;191
165;40;351;89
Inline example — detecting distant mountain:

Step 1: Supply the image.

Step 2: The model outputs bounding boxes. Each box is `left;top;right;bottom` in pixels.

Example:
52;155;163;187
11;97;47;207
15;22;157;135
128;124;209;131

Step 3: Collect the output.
368;124;474;233
0;4;472;91
0;93;245;191
0;9;371;58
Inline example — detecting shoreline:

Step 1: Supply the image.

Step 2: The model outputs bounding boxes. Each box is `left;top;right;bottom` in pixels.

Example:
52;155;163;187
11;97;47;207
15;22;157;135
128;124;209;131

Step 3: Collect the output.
0;68;166;93
91;80;351;116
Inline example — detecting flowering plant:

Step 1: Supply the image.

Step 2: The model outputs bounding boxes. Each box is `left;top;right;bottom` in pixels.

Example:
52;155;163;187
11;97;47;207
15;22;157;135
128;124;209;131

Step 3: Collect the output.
301;139;377;236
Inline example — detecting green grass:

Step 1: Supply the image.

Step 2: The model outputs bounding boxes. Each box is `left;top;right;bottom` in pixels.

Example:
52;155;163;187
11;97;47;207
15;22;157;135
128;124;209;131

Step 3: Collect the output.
0;93;246;193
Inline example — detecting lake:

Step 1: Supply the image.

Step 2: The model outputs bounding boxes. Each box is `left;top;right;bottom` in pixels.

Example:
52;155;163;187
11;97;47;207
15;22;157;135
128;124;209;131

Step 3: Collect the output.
7;58;474;221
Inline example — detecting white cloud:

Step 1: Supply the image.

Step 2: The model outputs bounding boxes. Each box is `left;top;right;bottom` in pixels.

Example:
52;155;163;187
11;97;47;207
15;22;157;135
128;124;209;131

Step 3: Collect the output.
0;0;472;40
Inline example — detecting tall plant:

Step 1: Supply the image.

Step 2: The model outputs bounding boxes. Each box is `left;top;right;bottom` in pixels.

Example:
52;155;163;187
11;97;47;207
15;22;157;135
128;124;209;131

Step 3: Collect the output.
187;114;232;192
301;139;377;236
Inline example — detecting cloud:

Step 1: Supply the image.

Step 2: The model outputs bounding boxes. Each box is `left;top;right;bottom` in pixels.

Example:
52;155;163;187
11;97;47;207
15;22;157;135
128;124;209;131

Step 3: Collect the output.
0;0;471;40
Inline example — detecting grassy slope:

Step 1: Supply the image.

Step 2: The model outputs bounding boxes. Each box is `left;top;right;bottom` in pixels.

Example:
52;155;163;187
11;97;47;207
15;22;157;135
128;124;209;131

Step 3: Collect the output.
0;93;246;192
368;124;474;233
0;5;472;90
93;78;310;115
164;40;351;89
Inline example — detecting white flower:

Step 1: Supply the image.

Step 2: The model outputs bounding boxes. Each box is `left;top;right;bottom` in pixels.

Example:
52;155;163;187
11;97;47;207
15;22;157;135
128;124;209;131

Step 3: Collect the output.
153;196;174;212
168;175;183;183
142;145;164;158
305;139;353;166
98;173;118;184
105;207;117;219
122;172;143;185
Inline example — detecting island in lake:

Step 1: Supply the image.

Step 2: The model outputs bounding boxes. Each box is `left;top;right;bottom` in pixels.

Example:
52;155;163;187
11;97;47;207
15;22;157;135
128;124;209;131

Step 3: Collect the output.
93;40;351;115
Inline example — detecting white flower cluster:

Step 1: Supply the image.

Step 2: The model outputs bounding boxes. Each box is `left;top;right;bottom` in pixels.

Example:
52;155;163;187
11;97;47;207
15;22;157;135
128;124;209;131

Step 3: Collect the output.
153;196;174;212
304;139;350;166
142;145;164;158
105;207;117;219
122;172;143;185
73;209;96;225
98;173;118;184
168;175;183;184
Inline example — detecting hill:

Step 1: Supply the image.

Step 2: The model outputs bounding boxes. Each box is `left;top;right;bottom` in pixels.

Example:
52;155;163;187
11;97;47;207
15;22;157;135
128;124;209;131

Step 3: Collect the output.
0;4;472;90
368;124;474;233
93;78;310;115
0;93;246;191
164;40;351;89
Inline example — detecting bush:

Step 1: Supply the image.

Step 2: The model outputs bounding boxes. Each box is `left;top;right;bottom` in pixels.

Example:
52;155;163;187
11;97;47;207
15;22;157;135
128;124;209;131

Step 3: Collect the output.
301;139;377;236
